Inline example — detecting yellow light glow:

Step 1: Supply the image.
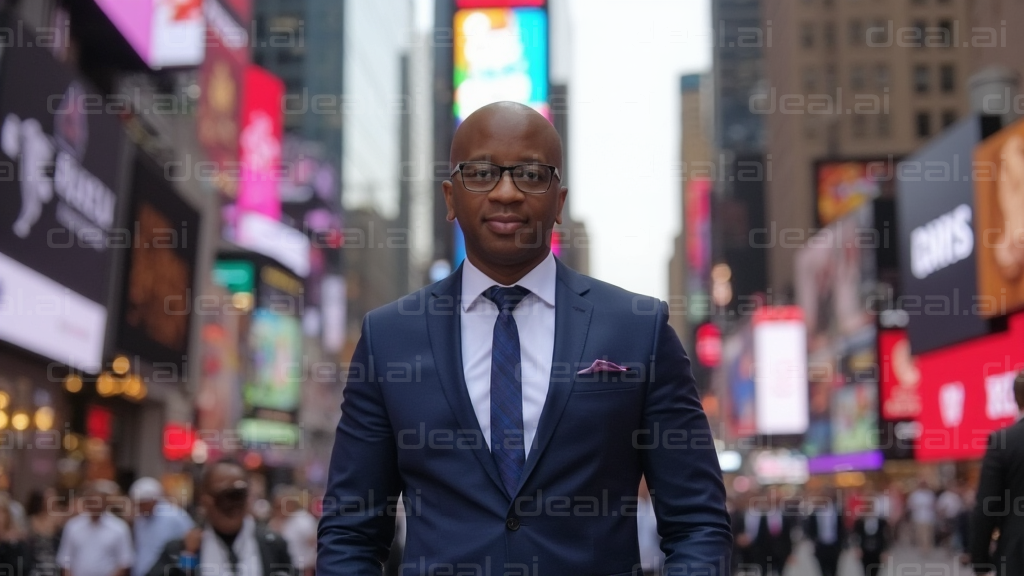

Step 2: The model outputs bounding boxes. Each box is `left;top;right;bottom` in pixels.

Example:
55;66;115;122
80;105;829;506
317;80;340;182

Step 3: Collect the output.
0;412;8;430
34;407;54;431
63;434;79;451
112;355;131;376
232;292;253;311
0;392;8;410
64;375;83;393
96;373;116;397
11;412;30;431
123;375;142;398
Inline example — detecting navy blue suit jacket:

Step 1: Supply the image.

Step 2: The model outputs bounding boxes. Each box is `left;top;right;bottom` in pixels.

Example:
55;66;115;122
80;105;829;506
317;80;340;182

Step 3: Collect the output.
317;260;732;575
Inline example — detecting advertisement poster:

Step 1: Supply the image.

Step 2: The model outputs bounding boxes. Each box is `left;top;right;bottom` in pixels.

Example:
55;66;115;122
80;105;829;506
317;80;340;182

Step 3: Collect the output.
453;7;549;125
722;323;756;439
898;117;989;353
915;313;1024;461
752;307;809;435
816;160;892;226
974;118;1024;317
235;65;284;221
0;43;125;372
94;0;206;68
116;152;200;369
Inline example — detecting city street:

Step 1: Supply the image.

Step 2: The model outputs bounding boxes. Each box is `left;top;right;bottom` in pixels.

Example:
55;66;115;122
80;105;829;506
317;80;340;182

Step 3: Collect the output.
770;542;973;576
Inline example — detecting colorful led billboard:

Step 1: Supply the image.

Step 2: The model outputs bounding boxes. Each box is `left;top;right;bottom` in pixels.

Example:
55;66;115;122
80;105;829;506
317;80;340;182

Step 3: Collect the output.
453;7;549;125
95;0;206;69
816;160;895;227
753;306;809;435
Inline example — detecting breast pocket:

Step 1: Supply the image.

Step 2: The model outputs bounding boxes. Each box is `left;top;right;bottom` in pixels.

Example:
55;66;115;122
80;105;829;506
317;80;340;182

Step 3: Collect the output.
571;370;644;393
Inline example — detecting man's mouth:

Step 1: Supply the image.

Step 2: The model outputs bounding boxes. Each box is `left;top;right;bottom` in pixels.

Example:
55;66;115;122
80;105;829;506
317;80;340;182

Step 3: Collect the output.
484;215;527;235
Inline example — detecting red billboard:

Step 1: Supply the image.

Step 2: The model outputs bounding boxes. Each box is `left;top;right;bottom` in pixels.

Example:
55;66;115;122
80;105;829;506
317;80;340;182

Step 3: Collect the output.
914;313;1024;461
879;329;922;420
236;65;283;221
197;0;251;199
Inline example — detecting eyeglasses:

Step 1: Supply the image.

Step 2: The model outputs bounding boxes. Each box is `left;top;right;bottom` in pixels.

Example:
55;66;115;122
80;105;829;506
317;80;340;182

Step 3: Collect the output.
450;162;560;194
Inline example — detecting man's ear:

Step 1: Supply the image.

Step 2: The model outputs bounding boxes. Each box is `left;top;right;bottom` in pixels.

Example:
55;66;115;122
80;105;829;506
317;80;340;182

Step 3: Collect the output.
442;180;456;222
555;186;568;225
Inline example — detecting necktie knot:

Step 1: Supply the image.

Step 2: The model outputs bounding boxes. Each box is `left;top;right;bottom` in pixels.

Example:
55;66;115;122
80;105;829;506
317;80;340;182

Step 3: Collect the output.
485;285;531;314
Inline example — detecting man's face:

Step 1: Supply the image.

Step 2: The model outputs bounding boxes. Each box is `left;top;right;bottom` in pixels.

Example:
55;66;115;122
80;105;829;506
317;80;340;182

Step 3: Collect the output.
443;108;567;272
201;464;249;535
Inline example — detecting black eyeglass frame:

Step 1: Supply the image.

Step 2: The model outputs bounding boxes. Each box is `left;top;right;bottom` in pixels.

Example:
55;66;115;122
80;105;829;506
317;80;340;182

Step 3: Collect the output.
450;161;561;194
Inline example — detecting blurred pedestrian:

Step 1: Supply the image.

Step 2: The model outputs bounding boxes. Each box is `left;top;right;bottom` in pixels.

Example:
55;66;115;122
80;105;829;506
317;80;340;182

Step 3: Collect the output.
269;485;316;576
129;477;193;576
853;497;891;576
146;458;293;576
935;481;962;551
0;492;26;576
907;479;936;555
24;489;61;576
805;488;845;576
56;480;134;576
737;488;793;576
969;371;1024;576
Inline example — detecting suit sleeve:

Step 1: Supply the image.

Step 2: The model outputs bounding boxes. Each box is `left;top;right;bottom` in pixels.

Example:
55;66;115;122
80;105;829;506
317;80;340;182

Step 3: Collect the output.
317;315;402;576
970;430;1005;573
642;301;733;576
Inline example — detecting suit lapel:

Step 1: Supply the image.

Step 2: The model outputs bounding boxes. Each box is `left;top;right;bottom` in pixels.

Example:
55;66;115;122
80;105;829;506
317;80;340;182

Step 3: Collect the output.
425;266;507;496
516;259;592;493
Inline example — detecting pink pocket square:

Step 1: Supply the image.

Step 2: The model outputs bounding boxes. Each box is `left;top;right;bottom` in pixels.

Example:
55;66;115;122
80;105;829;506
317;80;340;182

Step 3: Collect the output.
577;359;629;375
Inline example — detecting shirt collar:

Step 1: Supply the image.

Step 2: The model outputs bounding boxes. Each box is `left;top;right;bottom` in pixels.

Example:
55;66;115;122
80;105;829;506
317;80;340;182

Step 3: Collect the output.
461;251;557;312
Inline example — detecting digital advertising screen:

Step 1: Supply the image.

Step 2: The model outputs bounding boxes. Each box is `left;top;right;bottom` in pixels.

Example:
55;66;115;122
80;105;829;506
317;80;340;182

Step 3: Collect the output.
115;151;201;370
974;117;1024;318
899;116;990;353
752;306;809;435
816;159;894;227
453;7;549;125
94;0;206;68
914;313;1024;462
0;42;126;372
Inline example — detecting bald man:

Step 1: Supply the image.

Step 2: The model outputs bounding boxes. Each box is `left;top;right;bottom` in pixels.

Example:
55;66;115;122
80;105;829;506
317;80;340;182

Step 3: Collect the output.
318;102;731;575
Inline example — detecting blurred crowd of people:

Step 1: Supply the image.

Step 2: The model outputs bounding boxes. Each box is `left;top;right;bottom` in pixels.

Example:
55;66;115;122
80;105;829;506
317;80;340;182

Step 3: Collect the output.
0;458;317;576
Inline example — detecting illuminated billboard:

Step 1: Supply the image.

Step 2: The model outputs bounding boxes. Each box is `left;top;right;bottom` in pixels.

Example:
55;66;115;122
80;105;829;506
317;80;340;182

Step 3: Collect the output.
816;159;895;227
974;118;1024;317
453;7;549;125
753;306;809;435
95;0;206;69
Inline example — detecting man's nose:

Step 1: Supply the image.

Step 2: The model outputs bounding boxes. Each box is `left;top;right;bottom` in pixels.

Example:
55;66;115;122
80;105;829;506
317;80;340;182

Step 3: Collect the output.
487;171;525;203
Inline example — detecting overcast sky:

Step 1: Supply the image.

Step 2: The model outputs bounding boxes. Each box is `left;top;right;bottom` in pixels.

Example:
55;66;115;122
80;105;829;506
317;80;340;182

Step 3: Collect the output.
567;0;711;301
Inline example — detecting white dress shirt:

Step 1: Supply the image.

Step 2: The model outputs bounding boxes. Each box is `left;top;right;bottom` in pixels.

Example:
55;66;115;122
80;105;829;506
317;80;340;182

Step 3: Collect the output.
56;512;134;576
460;252;556;458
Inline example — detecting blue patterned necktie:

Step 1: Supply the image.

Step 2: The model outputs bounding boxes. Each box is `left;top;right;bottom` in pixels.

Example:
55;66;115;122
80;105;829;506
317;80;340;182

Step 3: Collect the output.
484;285;531;498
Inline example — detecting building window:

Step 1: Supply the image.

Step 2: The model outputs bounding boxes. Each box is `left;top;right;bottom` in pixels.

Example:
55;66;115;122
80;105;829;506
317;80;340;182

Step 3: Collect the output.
825;64;837;91
936;19;953;47
914;64;929;93
852;114;868;139
824;22;836;49
868;19;888;45
916;112;931;138
912;20;927;48
942;110;957;127
803;67;818;92
878;114;891;137
875;63;889;89
801;23;815;48
940;64;955;93
848;19;864;46
851;65;866;91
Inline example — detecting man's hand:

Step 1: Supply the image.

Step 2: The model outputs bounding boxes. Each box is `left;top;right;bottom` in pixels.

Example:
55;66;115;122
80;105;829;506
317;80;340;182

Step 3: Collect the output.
183;528;203;554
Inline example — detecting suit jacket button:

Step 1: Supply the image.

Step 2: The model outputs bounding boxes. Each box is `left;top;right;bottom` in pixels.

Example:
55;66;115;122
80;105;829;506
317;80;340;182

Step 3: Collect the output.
506;517;520;531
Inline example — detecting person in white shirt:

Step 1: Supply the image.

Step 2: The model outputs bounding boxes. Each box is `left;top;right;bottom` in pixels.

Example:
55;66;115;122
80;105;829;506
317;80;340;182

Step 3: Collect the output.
907;480;936;556
56;481;134;576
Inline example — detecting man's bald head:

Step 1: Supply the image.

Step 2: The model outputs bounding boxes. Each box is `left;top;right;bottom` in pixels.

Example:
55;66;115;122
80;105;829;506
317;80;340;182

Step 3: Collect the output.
451;102;562;172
